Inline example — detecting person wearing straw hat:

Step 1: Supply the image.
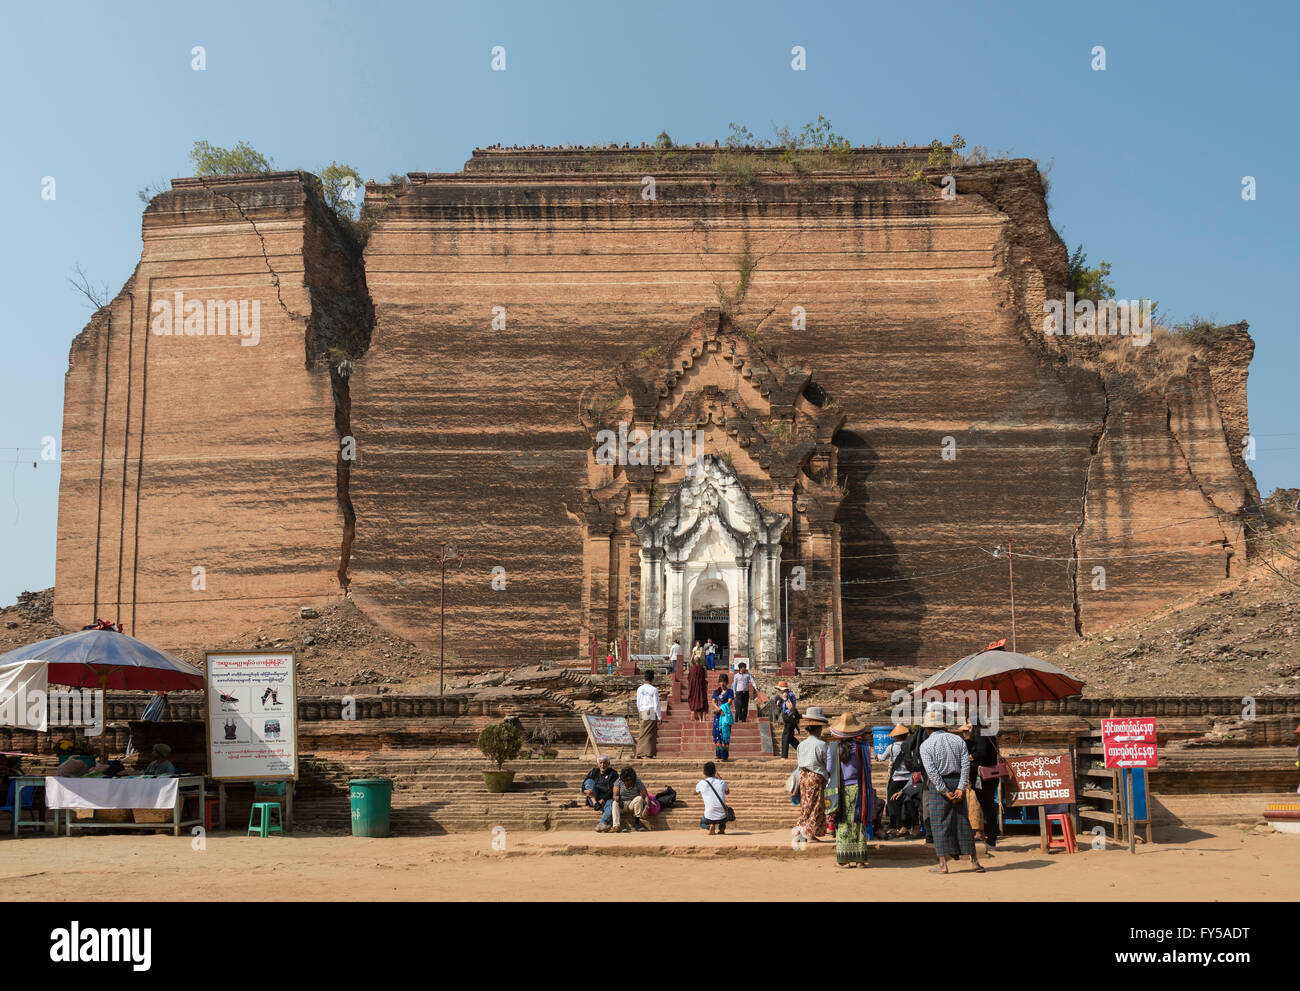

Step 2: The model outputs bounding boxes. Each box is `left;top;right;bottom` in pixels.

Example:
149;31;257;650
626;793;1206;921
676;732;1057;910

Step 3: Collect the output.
878;723;920;837
793;706;831;842
825;712;876;867
919;709;983;874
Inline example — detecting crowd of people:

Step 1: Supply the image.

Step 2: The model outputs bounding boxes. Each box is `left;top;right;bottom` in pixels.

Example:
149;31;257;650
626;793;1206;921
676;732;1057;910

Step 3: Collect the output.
594;664;1007;872
791;700;1002;871
581;753;728;833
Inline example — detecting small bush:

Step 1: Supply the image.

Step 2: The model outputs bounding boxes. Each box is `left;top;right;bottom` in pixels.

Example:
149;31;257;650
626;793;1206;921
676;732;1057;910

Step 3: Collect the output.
1172;314;1220;347
528;716;560;749
477;721;523;770
190;140;274;176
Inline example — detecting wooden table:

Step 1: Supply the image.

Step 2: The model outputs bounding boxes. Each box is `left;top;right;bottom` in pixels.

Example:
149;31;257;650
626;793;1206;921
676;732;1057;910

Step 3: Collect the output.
55;775;206;837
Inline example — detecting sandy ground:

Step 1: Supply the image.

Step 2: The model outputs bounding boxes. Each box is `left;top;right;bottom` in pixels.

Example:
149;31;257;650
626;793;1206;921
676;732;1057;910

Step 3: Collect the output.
1;825;1295;901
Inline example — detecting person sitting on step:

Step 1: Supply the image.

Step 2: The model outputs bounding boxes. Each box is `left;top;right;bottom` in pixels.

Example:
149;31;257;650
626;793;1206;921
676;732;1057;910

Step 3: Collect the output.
583;755;619;817
600;767;651;833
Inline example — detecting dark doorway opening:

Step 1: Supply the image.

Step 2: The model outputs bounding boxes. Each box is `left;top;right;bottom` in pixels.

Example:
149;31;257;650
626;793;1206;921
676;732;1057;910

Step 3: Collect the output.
692;618;729;669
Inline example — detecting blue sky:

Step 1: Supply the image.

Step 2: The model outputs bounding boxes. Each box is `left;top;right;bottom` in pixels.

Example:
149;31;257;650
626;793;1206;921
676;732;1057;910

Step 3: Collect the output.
1;0;1295;605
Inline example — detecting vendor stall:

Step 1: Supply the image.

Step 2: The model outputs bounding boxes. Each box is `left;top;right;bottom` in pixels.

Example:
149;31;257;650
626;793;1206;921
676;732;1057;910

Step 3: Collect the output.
48;775;205;836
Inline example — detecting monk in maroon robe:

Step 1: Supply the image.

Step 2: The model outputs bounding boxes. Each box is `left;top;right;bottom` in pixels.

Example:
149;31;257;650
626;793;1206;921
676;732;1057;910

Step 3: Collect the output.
688;659;709;721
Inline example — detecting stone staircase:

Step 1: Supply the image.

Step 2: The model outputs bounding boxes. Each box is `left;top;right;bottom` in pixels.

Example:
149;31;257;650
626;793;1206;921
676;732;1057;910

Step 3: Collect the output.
655;705;767;757
294;753;810;835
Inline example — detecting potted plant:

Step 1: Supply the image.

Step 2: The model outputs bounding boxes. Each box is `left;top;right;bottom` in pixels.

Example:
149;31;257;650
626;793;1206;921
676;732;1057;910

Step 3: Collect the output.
477;720;523;792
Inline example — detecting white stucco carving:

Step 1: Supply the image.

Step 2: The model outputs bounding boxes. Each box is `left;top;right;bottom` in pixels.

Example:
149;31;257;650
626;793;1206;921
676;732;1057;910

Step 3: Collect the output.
631;455;788;668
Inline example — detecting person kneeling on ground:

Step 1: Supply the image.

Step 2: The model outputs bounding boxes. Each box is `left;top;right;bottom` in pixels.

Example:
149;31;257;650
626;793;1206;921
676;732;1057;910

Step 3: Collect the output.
601;767;652;833
697;761;730;835
583;755;619;817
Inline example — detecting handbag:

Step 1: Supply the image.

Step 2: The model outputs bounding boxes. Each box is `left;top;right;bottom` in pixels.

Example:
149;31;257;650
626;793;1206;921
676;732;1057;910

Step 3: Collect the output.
965;786;985;832
705;778;736;822
978;740;1010;780
785;767;801;805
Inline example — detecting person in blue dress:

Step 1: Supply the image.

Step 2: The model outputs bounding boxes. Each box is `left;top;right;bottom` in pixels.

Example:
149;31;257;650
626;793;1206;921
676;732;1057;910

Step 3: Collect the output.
711;673;735;761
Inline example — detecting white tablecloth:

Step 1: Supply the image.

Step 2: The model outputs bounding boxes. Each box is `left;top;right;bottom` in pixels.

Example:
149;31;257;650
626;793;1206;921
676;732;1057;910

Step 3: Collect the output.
45;776;179;810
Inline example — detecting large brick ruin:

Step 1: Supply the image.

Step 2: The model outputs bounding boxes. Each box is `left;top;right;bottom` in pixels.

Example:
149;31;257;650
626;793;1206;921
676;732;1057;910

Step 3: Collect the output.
55;146;1261;670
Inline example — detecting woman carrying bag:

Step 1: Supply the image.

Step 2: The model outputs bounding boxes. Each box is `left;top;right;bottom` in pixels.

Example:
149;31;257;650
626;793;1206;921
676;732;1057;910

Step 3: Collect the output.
824;713;876;868
965;715;1006;852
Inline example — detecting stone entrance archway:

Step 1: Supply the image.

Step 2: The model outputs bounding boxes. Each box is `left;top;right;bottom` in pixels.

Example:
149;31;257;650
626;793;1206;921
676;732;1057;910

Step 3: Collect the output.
633;455;787;668
575;309;848;668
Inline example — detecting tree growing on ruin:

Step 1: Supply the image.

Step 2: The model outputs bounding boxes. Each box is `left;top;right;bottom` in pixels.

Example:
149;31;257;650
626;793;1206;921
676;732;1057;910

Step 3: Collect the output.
1068;245;1115;303
318;162;364;221
189;140;274;175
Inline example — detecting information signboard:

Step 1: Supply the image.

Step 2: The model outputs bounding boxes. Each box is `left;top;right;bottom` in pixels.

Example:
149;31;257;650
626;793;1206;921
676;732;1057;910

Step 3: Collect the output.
206;651;298;781
1102;717;1159;768
581;714;634;754
1004;754;1077;807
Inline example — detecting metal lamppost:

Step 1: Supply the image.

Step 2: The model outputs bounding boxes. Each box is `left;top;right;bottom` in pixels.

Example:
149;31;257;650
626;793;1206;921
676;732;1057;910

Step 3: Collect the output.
435;542;465;695
783;575;790;665
992;542;1016;652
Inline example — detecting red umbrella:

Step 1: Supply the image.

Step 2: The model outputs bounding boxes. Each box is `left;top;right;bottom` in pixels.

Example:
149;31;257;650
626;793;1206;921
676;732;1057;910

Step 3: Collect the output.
0;628;204;691
913;649;1083;705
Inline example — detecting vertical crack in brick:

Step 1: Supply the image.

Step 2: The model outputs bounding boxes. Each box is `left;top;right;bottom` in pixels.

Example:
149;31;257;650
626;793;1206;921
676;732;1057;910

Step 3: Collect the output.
1071;380;1109;636
197;174;374;594
332;361;357;591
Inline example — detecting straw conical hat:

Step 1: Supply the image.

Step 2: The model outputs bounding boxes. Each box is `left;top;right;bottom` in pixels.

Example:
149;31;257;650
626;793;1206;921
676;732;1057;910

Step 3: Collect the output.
828;712;868;738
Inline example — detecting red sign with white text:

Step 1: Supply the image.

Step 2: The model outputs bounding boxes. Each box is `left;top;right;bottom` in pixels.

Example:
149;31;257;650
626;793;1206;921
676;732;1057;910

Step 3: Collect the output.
1102;717;1159;768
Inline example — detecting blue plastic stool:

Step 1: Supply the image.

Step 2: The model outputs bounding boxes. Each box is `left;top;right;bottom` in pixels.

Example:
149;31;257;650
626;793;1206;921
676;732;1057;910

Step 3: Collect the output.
248;802;283;837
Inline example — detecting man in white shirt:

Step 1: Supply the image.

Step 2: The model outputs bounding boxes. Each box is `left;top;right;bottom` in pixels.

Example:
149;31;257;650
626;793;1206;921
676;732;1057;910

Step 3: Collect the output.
634;670;662;758
731;662;755;722
696;761;730;834
668;639;682;676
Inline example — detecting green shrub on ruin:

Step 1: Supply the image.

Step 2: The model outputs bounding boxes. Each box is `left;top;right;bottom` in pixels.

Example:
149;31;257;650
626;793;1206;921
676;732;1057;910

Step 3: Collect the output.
1068;245;1115;303
319;162;364;221
477;721;523;770
189;140;274;176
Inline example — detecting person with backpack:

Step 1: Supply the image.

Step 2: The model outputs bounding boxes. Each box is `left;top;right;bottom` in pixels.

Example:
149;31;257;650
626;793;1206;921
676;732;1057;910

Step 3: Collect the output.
697;761;731;834
878;723;921;837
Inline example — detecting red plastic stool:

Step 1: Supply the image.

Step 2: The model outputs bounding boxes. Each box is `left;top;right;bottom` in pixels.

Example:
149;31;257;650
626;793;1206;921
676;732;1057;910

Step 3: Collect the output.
1046;813;1077;853
203;796;219;831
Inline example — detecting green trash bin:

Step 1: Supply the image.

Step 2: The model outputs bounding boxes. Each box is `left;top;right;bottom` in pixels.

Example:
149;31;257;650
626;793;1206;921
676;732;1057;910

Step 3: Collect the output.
349;778;393;837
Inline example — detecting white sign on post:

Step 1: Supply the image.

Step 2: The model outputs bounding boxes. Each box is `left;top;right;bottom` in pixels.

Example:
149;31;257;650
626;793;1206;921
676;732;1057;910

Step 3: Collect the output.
206;651;298;780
